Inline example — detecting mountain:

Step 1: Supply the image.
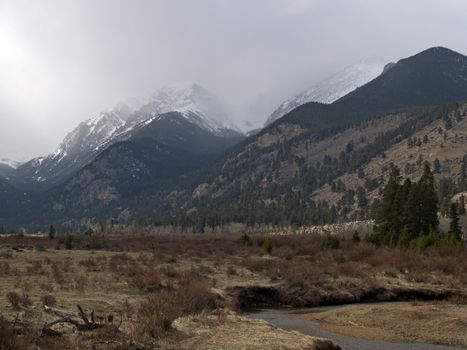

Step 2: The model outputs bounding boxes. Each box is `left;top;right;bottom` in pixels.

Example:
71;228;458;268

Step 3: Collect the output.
0;158;20;178
0;177;33;225
157;47;467;228
40;112;245;228
266;58;387;126
12;104;133;191
11;83;241;192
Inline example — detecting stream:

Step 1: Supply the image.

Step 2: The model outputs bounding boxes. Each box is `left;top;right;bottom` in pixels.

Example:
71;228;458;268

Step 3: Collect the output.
245;306;463;350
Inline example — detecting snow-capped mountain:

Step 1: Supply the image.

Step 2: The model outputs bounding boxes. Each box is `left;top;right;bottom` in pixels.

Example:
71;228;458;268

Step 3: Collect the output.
0;158;21;178
127;82;241;137
12;104;134;190
265;58;387;126
12;83;242;191
0;158;20;170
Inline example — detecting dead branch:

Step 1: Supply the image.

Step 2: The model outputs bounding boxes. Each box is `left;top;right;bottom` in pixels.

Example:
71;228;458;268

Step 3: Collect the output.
77;304;90;325
41;304;107;336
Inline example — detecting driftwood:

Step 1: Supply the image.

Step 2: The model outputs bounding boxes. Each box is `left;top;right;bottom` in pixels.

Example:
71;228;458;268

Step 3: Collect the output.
41;304;110;336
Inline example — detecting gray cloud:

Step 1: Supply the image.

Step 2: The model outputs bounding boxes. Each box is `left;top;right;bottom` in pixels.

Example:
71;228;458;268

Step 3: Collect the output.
1;0;467;159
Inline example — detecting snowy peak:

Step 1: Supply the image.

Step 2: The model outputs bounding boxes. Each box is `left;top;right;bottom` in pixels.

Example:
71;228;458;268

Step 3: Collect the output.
131;82;241;136
266;58;387;125
54;104;132;161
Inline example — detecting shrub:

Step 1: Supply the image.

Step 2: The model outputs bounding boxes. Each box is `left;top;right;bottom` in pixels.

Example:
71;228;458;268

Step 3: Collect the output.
240;232;252;246
40;294;57;307
6;292;31;308
352;231;361;243
6;292;20;308
130;269;162;292
64;235;73;250
321;234;340;250
409;231;462;252
135;274;217;341
263;238;273;255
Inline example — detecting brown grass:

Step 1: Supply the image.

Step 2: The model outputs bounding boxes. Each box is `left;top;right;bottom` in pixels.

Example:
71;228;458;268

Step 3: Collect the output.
0;233;465;349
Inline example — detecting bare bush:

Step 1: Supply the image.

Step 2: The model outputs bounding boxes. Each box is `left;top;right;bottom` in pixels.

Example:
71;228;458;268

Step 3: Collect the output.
40;294;57;307
134;273;217;341
130;269;162;292
6;291;31;308
6;291;20;308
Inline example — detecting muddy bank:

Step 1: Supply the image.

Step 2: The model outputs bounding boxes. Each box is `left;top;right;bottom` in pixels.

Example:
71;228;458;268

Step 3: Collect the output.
228;283;465;309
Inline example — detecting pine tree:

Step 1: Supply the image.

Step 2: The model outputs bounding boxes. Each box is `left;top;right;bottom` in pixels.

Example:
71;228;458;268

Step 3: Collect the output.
418;163;439;234
375;166;401;238
460;156;467;191
356;186;368;209
433;158;441;174
48;225;56;240
459;195;466;215
404;182;422;240
448;203;463;240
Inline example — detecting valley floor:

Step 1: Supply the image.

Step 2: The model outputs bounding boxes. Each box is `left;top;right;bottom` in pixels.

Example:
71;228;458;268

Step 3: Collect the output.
0;233;465;349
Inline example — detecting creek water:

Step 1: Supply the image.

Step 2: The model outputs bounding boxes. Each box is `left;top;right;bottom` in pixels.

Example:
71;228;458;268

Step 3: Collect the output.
245;306;463;350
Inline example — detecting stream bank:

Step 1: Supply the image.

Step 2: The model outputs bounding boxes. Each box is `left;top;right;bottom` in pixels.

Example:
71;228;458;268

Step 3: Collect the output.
245;307;464;350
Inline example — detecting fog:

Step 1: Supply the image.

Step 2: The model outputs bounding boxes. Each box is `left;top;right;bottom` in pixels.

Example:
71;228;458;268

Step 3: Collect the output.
1;0;467;160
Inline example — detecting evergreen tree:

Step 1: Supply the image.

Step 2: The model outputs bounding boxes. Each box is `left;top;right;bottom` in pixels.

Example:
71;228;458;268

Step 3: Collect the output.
448;203;463;240
418;163;439;235
460;156;467;191
375;166;401;238
433;158;441;174
48;225;56;240
356;186;367;209
459;195;466;215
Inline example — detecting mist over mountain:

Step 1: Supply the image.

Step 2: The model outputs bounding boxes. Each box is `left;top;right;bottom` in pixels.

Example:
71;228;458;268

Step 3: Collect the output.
266;58;388;126
8;83;241;193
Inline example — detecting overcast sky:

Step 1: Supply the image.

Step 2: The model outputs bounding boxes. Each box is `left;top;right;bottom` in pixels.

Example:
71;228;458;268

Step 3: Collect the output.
1;0;467;160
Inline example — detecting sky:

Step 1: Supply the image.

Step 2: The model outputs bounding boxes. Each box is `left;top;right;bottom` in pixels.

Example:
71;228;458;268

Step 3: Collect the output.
1;0;467;160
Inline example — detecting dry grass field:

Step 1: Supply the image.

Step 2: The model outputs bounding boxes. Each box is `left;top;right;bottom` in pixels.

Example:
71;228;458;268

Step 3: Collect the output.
305;301;467;347
0;232;465;349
